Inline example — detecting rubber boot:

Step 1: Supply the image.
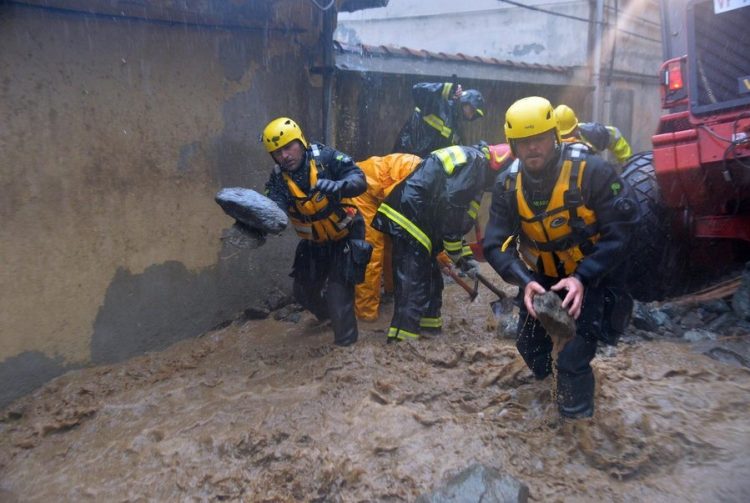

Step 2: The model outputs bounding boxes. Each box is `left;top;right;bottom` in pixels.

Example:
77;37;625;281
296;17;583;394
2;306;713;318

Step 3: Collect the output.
556;366;595;419
515;315;553;379
327;279;358;346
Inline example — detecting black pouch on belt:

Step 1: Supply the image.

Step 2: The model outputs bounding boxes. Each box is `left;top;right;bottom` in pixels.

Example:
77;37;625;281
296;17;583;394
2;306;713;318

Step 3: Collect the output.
342;239;373;285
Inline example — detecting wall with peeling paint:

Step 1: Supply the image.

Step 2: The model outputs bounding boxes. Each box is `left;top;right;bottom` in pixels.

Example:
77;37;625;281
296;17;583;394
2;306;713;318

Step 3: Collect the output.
0;3;328;407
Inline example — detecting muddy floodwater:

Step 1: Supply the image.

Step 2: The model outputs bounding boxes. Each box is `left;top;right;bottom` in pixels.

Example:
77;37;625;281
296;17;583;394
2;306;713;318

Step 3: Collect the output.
2;270;750;502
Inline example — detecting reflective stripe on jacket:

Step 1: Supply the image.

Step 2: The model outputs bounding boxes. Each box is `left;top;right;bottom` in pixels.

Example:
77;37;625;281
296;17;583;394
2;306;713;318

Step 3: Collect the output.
510;150;600;277
577;123;633;164
374;145;485;255
421;109;455;141
417;83;458;143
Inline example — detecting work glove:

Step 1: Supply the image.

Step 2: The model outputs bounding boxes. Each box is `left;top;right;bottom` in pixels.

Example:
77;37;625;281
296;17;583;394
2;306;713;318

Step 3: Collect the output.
314;179;345;196
458;257;480;279
452;83;463;100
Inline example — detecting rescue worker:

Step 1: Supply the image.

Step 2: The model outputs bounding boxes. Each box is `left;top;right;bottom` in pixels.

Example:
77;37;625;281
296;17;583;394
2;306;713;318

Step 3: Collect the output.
554;104;633;165
393;82;485;158
352;153;423;321
483;97;638;418
372;143;513;342
262;117;371;347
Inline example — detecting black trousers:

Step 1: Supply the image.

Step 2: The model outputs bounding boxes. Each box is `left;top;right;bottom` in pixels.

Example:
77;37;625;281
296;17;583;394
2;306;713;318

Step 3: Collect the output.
388;236;443;340
515;282;607;414
290;220;365;346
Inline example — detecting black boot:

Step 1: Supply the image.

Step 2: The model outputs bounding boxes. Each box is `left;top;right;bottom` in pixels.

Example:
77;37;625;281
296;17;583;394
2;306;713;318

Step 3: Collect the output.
328;280;358;347
557;369;595;419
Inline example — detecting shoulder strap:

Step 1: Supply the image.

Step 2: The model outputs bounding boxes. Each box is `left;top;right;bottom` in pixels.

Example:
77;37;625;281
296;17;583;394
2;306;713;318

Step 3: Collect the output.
562;155;594;239
309;143;326;178
504;159;520;190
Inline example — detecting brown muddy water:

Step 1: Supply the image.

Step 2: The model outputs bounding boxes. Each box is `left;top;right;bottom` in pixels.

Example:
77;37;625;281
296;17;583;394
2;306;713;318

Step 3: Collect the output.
2;270;750;502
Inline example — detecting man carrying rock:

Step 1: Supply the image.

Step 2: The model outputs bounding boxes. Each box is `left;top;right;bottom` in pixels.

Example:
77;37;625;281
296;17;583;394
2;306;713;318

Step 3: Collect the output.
262;117;370;347
483;97;638;418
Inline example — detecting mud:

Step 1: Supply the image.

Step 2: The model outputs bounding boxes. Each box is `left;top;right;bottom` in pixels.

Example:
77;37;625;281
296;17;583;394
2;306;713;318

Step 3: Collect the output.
2;267;750;502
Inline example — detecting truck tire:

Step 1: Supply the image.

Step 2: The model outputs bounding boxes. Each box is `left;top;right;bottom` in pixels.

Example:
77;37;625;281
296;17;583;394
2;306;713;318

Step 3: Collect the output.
620;152;683;302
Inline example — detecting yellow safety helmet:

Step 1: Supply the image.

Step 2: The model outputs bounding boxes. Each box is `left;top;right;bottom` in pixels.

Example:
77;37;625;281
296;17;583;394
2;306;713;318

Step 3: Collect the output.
503;96;560;144
554;104;579;136
261;117;308;153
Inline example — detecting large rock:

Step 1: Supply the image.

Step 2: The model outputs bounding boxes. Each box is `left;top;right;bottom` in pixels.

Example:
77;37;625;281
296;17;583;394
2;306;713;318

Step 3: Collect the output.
416;464;529;503
220;222;266;249
215;187;288;234
533;291;576;354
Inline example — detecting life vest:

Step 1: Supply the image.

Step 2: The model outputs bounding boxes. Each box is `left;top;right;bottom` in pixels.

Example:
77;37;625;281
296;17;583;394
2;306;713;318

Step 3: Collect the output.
507;148;600;277
282;147;357;243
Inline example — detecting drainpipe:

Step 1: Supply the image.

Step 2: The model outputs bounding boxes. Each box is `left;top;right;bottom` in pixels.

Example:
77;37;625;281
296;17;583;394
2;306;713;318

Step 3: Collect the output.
591;0;605;123
321;4;337;144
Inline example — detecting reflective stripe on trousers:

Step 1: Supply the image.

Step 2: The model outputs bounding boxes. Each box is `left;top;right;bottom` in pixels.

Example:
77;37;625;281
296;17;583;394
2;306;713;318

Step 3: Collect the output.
387;235;443;341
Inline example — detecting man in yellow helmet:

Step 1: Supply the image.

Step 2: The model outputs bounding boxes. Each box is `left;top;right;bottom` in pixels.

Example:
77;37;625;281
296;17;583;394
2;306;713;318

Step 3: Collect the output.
351;153;423;321
483;97;638;419
371;143;513;342
554;104;633;165
262;117;370;347
393;82;485;157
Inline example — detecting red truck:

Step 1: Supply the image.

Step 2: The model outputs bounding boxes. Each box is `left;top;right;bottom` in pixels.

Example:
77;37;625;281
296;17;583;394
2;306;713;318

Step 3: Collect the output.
621;0;750;302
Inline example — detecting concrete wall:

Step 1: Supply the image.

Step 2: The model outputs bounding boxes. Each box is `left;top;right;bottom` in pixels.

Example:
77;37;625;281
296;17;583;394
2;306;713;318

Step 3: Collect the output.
600;1;664;154
0;3;327;408
337;0;591;66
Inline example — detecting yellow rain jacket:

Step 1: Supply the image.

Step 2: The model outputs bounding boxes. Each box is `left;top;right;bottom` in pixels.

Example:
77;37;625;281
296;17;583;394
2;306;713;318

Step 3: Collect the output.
352;153;422;320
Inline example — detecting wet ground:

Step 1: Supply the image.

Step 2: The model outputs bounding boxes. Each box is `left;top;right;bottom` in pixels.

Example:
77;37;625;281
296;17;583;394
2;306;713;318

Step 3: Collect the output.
2;266;750;502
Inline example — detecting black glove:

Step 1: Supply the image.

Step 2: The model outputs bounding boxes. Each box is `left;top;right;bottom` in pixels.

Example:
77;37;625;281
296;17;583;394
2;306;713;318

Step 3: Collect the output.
458;257;480;278
314;179;344;196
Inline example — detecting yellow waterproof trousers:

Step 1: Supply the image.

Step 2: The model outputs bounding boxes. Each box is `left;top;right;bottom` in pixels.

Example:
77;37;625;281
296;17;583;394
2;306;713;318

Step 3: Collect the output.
354;194;385;320
353;153;422;320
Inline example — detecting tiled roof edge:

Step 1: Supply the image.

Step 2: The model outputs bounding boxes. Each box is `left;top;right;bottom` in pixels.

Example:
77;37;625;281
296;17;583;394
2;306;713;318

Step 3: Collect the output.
334;41;572;73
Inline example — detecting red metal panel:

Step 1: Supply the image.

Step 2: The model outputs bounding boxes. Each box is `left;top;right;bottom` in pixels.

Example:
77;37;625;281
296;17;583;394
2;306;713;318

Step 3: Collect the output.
653;144;683;207
674;141;699;170
694;216;750;242
674;140;706;207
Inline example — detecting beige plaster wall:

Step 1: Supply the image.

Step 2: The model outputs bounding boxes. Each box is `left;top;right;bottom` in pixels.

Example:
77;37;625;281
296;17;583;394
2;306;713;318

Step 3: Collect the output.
0;4;322;406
